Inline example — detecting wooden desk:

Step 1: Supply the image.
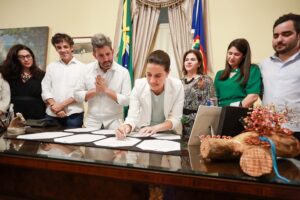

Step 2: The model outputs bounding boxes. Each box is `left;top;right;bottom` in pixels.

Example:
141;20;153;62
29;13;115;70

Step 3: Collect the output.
0;134;299;200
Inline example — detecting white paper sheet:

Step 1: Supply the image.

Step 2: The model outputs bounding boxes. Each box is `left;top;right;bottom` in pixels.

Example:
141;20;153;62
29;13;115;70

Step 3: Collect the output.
136;139;180;152
91;130;116;135
151;133;181;140
94;137;141;147
54;134;106;143
64;127;99;133
17;132;73;140
127;132;150;138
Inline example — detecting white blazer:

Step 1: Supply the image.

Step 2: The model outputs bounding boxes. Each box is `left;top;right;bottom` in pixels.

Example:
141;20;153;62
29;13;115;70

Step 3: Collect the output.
0;73;10;113
125;77;184;134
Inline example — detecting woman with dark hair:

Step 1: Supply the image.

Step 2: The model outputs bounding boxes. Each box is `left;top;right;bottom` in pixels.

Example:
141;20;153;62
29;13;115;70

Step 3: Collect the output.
1;44;46;119
181;49;215;140
214;38;262;107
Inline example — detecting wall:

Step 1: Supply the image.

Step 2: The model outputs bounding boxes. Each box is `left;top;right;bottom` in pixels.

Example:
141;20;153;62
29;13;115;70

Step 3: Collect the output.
207;0;300;74
0;0;299;74
0;0;119;66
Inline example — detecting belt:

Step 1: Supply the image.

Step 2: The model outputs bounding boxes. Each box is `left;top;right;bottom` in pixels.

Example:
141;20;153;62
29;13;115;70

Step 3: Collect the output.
183;108;197;115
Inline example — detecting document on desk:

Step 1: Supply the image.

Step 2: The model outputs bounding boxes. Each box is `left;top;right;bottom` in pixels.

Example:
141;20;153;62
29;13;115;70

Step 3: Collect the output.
136;139;180;152
94;137;141;147
127;132;150;138
91;130;115;135
64;127;99;133
151;133;181;140
54;134;106;143
17;132;73;140
128;132;180;140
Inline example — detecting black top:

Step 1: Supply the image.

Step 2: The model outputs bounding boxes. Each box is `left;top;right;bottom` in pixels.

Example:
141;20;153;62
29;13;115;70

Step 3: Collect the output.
9;75;46;120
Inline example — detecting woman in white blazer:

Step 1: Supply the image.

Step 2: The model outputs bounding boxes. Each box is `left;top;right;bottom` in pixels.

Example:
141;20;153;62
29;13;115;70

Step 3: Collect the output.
116;50;184;139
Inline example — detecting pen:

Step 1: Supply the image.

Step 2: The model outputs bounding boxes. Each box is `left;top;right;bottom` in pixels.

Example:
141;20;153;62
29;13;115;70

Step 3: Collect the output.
118;119;126;139
209;125;215;137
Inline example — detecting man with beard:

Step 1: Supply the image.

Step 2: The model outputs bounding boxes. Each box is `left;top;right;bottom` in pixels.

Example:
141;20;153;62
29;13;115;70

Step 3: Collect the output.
74;33;131;129
259;13;300;139
42;33;85;128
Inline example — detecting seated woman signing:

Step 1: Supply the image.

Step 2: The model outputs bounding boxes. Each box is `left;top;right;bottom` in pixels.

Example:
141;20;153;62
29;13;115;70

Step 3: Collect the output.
116;50;184;139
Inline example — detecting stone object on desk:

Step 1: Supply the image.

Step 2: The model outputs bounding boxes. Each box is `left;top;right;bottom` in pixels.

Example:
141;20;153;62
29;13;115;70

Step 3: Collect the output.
7;112;27;135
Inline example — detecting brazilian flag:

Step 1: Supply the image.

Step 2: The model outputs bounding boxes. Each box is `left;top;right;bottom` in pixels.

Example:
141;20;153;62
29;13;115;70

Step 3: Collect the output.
117;0;133;118
118;0;133;86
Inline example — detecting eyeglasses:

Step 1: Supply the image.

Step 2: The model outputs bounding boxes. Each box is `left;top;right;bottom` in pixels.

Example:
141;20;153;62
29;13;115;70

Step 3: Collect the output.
18;54;32;61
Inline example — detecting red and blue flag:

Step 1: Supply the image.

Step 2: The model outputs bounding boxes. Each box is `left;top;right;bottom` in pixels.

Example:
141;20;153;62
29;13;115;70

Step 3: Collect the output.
192;0;208;74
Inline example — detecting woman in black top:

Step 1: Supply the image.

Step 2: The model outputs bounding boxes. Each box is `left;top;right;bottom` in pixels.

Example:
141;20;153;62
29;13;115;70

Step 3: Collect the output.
1;44;46;119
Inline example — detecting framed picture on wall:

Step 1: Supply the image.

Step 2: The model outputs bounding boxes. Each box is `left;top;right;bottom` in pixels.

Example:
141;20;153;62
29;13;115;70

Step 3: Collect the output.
0;26;49;70
73;37;94;64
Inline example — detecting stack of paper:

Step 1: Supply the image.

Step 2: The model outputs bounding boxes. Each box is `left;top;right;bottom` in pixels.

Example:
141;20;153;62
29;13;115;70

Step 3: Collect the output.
64;127;99;133
92;130;116;135
54;134;106;143
94;137;141;147
127;132;150;138
151;133;181;140
17;132;73;140
136;139;180;152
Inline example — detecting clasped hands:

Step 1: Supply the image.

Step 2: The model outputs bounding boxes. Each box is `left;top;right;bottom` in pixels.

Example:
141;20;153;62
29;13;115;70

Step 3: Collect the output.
50;102;66;118
115;124;159;140
95;75;107;93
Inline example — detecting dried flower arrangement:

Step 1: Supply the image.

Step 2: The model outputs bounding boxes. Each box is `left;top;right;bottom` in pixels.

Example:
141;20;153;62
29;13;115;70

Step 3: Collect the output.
243;105;293;147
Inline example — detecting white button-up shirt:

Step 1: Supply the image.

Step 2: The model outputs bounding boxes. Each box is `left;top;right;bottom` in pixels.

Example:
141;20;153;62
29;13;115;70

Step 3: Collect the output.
74;61;131;128
42;57;86;116
259;51;300;131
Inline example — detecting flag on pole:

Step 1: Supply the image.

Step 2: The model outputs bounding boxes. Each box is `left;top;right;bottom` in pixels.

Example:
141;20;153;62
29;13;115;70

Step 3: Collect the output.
118;0;134;86
192;0;208;74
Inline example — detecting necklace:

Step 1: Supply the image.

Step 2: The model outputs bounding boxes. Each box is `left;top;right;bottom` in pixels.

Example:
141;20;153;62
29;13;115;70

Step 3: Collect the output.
21;72;32;83
184;77;195;84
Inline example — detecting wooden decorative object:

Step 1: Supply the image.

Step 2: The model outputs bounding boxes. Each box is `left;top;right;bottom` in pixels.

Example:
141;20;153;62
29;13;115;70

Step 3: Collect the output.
200;131;258;160
200;105;300;177
200;131;300;177
240;146;272;177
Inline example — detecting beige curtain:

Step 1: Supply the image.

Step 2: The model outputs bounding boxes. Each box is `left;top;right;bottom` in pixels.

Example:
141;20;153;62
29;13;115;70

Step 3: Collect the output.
114;0;192;79
132;2;160;79
168;0;194;79
113;0;124;58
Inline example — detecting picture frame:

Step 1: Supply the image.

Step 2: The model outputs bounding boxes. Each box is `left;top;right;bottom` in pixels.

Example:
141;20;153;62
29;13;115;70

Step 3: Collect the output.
73;37;94;64
0;26;49;70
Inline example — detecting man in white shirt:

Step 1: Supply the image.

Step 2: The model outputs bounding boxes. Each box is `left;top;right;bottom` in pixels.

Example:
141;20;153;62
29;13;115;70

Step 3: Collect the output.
259;13;300;138
74;33;131;129
42;33;86;128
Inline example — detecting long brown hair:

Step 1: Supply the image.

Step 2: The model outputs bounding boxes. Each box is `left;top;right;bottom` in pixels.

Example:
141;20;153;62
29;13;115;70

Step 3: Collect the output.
182;49;204;75
219;38;251;85
0;44;45;81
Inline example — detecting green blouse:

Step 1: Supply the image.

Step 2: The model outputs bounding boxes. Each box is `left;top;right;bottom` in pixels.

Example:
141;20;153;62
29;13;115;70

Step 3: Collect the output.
214;64;262;107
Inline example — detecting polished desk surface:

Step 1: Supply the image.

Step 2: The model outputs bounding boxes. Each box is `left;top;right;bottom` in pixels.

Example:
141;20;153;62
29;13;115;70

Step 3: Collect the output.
0;128;300;199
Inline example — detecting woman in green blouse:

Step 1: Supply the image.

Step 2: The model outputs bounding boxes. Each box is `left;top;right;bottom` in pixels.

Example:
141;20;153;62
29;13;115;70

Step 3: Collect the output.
214;38;262;108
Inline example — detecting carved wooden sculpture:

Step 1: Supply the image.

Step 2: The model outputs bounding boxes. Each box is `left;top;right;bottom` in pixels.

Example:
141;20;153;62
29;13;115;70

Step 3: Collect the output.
200;106;300;177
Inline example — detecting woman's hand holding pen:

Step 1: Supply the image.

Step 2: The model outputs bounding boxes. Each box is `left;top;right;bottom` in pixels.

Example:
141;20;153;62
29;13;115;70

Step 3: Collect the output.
115;124;132;140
